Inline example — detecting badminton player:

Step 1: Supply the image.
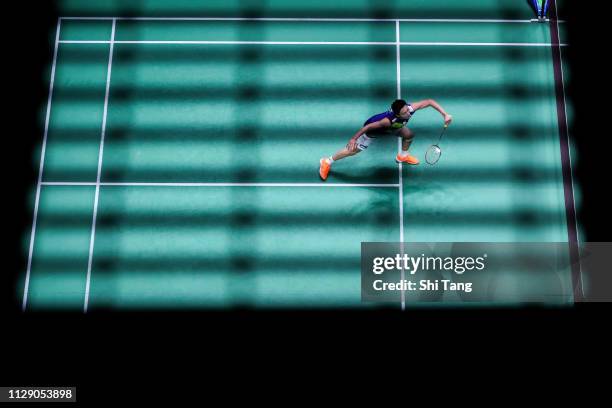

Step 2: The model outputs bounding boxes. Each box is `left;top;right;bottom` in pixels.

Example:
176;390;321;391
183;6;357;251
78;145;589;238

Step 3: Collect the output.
319;99;452;180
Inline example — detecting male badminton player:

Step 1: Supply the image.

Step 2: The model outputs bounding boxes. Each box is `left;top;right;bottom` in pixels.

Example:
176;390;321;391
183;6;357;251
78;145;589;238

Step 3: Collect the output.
318;99;452;180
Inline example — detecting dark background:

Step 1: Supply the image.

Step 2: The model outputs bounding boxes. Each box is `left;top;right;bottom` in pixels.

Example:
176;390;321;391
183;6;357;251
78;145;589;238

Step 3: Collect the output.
2;0;609;395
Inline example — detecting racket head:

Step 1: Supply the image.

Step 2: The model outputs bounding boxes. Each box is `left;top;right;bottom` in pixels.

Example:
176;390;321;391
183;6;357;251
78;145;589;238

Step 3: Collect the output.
425;145;442;165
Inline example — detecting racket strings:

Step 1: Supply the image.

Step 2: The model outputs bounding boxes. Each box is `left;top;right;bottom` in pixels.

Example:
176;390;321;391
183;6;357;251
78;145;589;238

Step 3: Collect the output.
425;125;447;165
425;145;442;164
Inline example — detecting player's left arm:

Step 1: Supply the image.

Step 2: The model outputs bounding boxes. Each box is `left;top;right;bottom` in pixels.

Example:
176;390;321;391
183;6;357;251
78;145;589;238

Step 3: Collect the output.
411;99;453;126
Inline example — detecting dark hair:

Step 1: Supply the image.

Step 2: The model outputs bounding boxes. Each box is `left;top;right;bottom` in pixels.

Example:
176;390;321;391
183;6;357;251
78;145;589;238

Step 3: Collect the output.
391;99;407;115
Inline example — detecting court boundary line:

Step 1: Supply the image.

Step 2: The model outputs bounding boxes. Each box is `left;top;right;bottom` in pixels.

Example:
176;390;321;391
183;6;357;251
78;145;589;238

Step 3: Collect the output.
58;40;568;47
83;18;116;313
21;18;62;311
41;182;400;188
60;17;564;23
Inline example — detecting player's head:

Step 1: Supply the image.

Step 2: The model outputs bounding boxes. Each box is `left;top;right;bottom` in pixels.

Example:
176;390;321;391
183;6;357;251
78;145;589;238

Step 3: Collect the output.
391;99;410;119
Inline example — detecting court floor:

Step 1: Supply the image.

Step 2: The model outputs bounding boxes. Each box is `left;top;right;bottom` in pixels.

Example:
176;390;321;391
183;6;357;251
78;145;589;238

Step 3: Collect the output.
21;13;577;310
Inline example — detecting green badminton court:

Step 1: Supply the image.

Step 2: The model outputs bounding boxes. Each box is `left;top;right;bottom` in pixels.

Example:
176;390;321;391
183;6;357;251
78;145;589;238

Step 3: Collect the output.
21;8;578;311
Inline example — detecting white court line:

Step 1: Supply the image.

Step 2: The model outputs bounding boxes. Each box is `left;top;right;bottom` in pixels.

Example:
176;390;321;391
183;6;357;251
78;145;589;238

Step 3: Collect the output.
396;20;406;311
58;40;568;46
59;40;111;44
60;40;395;45
83;18;116;314
405;42;565;46
22;18;62;312
41;182;399;188
59;16;564;23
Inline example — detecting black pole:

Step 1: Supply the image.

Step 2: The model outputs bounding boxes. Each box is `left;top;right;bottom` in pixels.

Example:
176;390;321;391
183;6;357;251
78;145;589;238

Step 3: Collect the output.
548;0;584;301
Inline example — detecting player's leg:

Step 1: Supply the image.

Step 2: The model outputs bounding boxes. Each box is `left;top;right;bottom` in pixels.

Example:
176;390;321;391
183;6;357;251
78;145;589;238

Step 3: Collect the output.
331;145;360;161
399;127;415;152
396;127;420;165
319;134;372;180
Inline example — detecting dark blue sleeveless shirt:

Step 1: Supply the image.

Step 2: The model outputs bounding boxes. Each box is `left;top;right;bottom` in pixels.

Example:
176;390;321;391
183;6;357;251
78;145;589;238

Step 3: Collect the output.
363;104;415;136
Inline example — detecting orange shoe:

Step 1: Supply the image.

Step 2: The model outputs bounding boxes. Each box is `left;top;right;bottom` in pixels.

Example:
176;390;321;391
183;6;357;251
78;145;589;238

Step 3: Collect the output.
319;158;331;180
395;153;420;165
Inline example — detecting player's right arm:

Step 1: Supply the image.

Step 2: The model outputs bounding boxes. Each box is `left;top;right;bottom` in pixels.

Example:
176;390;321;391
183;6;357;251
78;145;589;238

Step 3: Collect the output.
346;118;391;151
